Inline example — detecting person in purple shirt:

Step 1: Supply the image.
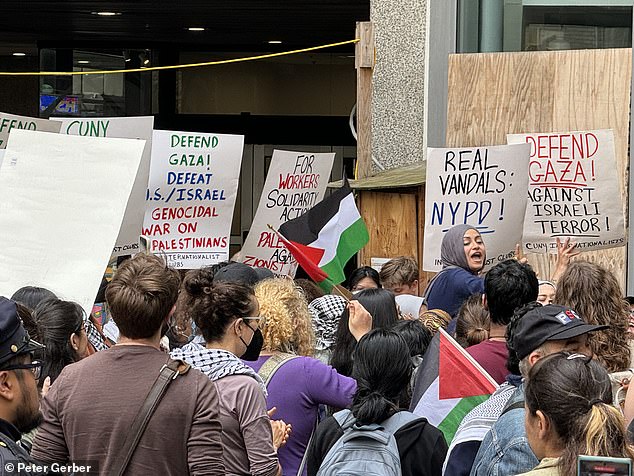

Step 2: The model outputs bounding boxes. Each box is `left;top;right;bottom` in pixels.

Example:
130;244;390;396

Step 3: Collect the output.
248;278;356;476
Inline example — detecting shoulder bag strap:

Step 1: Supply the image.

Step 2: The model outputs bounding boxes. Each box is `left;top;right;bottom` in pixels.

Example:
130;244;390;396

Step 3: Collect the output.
110;358;191;476
296;409;321;476
500;400;525;416
257;353;299;387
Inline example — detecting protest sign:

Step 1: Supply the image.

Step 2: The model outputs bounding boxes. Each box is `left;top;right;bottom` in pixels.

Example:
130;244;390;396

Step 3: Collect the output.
0;130;145;317
508;130;625;253
0;150;4;169
0;112;61;149
143;130;244;268
58;116;154;257
423;143;531;272
240;150;335;275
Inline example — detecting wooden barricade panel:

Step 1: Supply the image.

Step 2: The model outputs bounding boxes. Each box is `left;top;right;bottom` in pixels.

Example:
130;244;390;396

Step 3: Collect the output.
446;48;632;287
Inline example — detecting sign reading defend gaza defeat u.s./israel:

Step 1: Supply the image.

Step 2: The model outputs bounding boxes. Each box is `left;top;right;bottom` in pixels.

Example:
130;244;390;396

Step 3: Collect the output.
507;129;625;253
423;143;531;272
142;130;244;268
240;149;335;276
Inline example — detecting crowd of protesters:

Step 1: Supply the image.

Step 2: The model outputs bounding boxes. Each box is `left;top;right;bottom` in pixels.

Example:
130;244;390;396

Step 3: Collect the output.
0;223;633;475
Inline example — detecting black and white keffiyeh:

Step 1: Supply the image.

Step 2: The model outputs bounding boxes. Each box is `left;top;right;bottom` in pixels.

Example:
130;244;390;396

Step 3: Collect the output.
309;295;347;351
170;342;267;396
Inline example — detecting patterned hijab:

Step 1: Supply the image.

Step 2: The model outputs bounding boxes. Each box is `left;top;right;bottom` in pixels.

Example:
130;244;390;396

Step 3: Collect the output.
441;224;481;272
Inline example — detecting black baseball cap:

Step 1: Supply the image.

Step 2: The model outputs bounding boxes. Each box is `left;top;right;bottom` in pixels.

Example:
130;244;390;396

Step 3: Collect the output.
512;304;608;360
214;262;259;287
0;296;44;366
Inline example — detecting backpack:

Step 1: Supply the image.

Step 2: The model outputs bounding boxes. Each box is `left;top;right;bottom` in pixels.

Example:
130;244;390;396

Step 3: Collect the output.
316;409;420;476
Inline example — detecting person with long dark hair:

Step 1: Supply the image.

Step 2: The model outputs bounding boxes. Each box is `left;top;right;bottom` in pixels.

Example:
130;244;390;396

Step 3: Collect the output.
330;288;399;377
34;299;89;384
346;266;381;292
307;328;447;476
520;352;634;476
170;267;290;476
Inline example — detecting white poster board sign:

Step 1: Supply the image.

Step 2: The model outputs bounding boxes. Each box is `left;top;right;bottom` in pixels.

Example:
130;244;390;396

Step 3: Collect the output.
0;150;4;169
508;130;625;253
0;130;145;316
240;150;335;275
423;143;531;272
143;130;244;268
58;116;154;257
0;112;61;149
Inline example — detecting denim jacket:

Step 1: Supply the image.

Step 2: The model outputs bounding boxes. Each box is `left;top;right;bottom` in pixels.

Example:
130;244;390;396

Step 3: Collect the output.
469;384;539;476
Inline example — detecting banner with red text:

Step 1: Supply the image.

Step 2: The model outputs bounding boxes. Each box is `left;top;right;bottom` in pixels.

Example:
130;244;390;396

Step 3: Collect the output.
423;144;531;272
240;150;335;275
508;130;625;253
142;130;244;268
59;116;154;257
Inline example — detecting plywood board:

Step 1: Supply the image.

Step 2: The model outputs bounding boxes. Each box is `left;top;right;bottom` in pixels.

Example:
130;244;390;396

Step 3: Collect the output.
358;191;419;271
446;48;631;287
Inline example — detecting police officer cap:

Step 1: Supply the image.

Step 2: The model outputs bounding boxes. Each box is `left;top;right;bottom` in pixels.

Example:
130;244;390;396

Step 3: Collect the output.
0;297;44;366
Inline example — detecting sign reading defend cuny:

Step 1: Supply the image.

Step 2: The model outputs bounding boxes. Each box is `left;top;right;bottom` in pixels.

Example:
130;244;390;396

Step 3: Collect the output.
240;150;335;275
143;130;244;268
423;143;531;272
0;112;62;148
507;130;625;253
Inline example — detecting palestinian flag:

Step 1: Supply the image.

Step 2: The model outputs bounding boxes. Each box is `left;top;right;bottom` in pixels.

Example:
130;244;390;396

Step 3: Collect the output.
409;328;498;443
278;180;369;292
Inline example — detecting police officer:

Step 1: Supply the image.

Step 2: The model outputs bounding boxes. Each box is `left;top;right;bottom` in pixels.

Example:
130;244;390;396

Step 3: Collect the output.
0;296;47;475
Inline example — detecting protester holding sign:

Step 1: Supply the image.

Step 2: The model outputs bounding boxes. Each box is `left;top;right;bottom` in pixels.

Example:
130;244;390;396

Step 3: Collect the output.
424;224;486;326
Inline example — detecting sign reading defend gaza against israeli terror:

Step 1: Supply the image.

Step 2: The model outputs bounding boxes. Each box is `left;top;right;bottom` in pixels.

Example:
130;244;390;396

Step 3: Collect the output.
0;112;62;149
142;130;244;268
507;129;625;254
240;149;335;276
58;116;154;257
423;143;531;272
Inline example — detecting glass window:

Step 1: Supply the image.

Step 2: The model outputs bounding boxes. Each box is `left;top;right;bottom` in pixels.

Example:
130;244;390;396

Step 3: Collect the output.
458;0;632;53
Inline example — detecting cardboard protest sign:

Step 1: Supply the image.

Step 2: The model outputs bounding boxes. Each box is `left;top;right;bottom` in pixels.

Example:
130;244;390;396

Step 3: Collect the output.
0;130;145;317
423;143;531;272
508;130;625;253
0;112;61;149
240;150;335;275
58;116;154;257
143;130;244;268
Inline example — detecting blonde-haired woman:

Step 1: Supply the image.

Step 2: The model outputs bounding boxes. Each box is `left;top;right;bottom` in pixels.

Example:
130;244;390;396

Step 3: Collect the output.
246;278;356;476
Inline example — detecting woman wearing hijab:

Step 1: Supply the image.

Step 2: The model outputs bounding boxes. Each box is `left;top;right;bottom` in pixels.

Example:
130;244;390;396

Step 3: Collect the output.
424;224;486;331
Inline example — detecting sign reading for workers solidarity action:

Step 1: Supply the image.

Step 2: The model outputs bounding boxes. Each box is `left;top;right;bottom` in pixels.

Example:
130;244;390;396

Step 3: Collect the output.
59;116;154;257
240;149;335;276
0;112;62;149
508;129;625;253
143;130;244;268
423;143;531;272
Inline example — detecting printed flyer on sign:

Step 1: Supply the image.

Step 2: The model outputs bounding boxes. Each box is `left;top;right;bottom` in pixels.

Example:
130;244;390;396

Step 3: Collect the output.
423;143;531;272
0;112;62;149
0;130;145;317
240;149;335;275
508;129;625;253
59;116;154;257
143;130;244;268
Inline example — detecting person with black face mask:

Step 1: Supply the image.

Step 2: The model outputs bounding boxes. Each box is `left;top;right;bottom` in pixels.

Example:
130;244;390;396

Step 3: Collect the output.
171;267;291;476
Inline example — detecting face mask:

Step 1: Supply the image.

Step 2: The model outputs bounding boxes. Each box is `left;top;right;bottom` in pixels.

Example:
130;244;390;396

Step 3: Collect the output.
240;325;264;361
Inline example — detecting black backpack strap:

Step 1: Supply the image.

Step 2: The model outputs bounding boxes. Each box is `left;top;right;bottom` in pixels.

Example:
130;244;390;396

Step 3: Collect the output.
501;400;525;416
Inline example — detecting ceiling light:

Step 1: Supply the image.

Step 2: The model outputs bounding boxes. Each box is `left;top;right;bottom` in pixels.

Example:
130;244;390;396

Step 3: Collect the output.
77;60;90;64
268;40;282;44
93;11;120;16
12;52;26;57
188;27;205;32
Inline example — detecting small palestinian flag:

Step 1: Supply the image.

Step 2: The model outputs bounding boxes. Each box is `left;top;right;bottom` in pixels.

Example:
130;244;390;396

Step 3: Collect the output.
410;328;498;443
278;180;369;292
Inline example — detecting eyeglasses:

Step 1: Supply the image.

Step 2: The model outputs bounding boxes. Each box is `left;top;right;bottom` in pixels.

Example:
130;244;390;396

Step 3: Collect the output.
1;360;43;381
